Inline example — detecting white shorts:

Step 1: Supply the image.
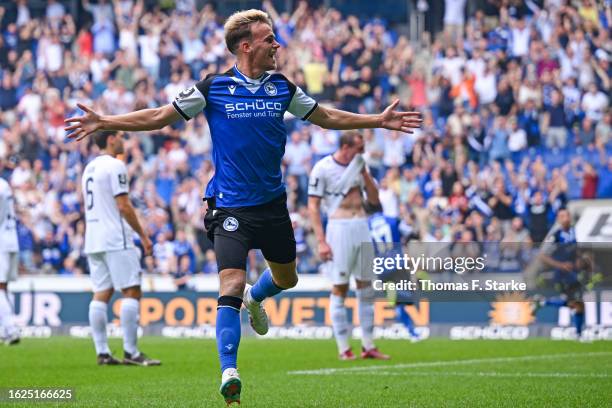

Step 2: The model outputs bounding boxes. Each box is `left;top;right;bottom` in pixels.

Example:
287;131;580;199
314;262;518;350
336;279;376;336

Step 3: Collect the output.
87;248;142;292
325;218;374;285
0;252;18;283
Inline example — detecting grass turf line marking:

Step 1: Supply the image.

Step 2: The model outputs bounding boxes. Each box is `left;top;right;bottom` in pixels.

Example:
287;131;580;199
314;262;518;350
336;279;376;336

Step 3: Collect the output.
349;371;612;379
287;351;612;375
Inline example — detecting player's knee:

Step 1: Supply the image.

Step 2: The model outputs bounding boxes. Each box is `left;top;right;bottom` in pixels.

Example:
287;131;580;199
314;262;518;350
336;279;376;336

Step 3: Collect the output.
277;272;298;289
268;261;298;289
121;285;142;299
287;273;299;288
222;280;246;297
332;284;349;297
219;269;246;297
93;288;114;303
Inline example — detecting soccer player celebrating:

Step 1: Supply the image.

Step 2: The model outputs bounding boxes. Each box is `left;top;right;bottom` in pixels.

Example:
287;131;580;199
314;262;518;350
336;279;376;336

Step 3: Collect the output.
368;210;421;342
65;9;421;404
0;174;20;345
82;131;160;366
308;132;390;360
532;209;587;341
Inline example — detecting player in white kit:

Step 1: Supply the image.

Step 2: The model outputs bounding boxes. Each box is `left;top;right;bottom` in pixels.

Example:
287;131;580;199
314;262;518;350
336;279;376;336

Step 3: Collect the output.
0;175;20;345
82;131;159;366
308;131;390;360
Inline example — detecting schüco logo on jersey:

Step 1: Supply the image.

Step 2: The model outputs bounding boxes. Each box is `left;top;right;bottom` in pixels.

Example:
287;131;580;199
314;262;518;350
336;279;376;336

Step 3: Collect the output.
224;100;283;113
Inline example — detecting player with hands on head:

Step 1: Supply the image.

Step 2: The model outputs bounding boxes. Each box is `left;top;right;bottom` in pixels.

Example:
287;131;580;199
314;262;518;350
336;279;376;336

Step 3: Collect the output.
308;131;390;360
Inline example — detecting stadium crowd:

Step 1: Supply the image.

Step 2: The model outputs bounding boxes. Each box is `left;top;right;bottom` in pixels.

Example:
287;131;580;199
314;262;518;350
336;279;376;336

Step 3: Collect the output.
0;0;610;279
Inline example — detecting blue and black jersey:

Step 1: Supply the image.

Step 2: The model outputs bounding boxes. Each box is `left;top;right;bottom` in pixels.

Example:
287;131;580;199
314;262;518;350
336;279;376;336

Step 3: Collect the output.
545;226;578;285
368;212;401;257
172;65;318;207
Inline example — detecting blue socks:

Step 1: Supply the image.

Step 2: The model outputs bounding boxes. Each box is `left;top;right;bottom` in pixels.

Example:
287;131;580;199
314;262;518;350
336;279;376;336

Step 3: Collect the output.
574;312;585;336
216;296;242;373
250;268;283;302
396;305;418;337
541;298;585;337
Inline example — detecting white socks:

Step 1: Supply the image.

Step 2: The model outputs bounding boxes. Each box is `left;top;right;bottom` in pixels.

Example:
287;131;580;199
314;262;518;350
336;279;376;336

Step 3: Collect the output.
356;287;375;350
0;290;18;338
120;298;140;356
90;298;140;356
89;300;110;355
330;294;350;353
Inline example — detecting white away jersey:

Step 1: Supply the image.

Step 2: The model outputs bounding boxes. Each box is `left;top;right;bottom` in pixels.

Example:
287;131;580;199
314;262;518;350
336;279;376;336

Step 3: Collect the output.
308;155;365;211
82;155;135;254
0;178;19;253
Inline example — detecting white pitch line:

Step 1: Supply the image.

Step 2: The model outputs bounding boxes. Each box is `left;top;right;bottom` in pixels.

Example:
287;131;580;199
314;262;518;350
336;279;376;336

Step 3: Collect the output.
287;352;612;376
348;371;612;379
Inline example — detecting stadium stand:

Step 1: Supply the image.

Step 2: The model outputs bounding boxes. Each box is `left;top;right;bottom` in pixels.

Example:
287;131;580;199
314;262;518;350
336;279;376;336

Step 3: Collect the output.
0;0;609;277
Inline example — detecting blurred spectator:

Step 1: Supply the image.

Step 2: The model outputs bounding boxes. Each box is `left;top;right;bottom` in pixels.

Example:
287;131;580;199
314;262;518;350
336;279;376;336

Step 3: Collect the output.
59;255;83;276
581;82;608;121
153;232;175;274
444;0;467;44
597;158;612;199
526;190;550;243
508;118;527;161
173;229;196;273
37;230;62;273
581;163;599;199
284;131;312;203
173;255;194;291
201;249;218;274
542;89;567;149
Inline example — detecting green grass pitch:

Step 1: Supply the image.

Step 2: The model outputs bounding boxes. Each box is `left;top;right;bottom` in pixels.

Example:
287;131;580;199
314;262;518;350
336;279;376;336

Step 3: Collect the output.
1;337;611;407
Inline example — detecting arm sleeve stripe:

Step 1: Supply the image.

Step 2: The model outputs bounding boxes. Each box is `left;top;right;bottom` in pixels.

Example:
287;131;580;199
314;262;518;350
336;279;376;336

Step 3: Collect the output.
308;193;324;197
286;79;297;99
302;102;319;120
113;192;128;198
172;101;191;120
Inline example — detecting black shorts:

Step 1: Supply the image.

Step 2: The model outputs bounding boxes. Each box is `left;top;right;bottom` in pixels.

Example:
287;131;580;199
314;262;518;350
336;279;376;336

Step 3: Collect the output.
556;281;583;302
204;193;297;272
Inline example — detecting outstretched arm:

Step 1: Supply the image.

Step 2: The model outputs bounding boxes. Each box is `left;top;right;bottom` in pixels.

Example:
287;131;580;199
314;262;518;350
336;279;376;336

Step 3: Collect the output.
290;1;308;25
308;100;422;132
262;0;281;22
64;103;182;141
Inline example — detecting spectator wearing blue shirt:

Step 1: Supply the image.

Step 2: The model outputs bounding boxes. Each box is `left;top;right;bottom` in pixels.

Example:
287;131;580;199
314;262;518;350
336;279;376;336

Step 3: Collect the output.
173;255;194;290
37;230;62;273
173;230;196;273
16;215;34;271
596;158;612;198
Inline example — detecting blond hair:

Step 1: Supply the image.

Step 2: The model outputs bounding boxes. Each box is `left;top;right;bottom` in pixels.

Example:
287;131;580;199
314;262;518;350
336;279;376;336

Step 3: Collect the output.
224;9;273;55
